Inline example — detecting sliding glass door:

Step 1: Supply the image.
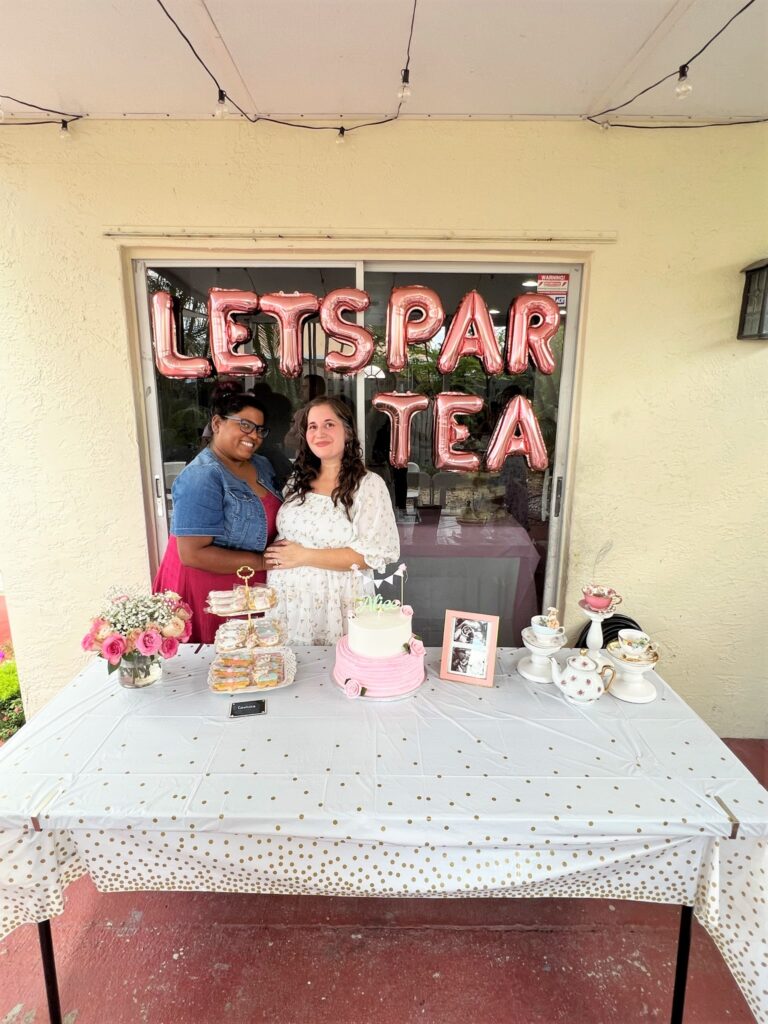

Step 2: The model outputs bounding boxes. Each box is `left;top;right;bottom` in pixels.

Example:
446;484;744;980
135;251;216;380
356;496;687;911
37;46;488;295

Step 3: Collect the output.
134;258;580;641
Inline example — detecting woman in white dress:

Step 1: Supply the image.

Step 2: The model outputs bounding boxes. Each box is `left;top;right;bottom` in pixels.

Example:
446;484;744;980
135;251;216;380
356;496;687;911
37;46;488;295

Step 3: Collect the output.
264;397;400;644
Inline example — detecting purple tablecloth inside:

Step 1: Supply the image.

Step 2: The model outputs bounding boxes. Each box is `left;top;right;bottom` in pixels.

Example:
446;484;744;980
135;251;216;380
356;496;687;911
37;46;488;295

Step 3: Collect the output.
396;516;540;644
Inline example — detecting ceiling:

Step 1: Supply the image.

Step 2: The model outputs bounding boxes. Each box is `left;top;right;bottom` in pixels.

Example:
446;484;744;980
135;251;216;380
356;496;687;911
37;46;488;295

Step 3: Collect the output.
1;0;766;125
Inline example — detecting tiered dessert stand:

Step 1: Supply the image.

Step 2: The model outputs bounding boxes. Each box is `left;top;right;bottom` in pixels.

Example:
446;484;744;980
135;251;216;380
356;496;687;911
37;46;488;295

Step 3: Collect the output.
518;626;566;683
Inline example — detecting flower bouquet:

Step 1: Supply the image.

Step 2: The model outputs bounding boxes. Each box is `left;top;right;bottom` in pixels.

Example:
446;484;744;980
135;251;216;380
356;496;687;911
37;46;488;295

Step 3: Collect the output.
82;588;192;688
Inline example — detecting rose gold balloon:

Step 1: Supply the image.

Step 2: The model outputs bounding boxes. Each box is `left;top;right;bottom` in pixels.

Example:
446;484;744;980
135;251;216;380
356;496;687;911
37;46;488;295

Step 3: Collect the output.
260;292;320;378
433;392;483;472
485;395;548;471
385;286;444;372
208;289;265;376
372;391;429;468
320;288;375;374
150;291;211;378
505;293;560;375
437;290;504;376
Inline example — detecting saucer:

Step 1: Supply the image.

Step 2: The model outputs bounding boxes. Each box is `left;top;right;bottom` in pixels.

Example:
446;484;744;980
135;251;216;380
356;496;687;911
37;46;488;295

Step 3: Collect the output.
605;639;658;666
521;626;564;649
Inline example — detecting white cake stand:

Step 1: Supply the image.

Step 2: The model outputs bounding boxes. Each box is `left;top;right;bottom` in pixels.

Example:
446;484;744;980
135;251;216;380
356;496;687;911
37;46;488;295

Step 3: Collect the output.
518;627;566;684
605;641;658;704
578;599;617;667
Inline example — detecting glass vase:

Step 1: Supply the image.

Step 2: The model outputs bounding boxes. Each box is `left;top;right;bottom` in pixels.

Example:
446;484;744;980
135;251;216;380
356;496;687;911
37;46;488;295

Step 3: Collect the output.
117;653;162;689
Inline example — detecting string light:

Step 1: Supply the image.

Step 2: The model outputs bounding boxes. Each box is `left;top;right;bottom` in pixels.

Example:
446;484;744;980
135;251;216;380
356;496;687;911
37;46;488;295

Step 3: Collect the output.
397;68;411;102
0;93;83;129
587;0;763;129
675;65;692;100
58;119;70;140
213;88;229;119
335;126;346;145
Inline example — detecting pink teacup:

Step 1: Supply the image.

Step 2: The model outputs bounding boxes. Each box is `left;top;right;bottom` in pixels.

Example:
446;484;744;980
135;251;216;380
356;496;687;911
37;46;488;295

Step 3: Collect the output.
582;585;621;611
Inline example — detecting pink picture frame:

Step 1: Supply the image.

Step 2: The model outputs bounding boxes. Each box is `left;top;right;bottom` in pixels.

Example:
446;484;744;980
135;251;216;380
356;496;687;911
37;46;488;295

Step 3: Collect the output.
439;610;499;687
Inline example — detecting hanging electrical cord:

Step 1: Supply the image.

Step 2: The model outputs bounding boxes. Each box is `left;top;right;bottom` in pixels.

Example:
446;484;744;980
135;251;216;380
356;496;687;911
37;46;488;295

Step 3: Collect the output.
587;0;766;128
0;92;83;128
155;0;417;135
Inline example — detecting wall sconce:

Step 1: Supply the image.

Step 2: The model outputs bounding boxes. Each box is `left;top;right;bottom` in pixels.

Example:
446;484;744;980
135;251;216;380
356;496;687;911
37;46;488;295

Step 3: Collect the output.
738;259;768;340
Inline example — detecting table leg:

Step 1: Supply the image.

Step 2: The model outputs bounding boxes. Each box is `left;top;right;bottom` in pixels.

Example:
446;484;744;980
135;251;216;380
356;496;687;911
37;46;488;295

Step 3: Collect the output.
670;904;693;1024
37;919;63;1024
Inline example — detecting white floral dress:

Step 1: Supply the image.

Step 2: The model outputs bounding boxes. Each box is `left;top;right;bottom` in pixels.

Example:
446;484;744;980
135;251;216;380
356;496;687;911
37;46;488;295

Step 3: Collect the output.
267;472;400;645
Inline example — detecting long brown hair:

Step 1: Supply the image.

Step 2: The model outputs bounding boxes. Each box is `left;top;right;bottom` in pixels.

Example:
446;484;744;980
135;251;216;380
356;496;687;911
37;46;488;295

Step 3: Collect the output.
285;396;365;517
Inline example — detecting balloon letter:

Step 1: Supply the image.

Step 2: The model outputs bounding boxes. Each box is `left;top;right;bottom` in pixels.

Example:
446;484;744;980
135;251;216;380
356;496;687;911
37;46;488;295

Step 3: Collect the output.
260;292;320;378
385;286;444;372
321;288;375;374
437;290;504;376
505;294;560;375
208;289;265;376
485;395;548;472
151;291;211;378
433;392;484;472
372;392;429;468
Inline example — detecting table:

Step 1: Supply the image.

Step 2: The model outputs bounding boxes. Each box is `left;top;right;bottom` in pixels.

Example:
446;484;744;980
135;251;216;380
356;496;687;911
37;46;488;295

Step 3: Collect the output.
1;646;766;1023
395;517;540;644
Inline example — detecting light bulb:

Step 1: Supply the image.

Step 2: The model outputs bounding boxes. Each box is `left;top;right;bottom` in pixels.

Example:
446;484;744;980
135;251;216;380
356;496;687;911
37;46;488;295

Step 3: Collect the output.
59;120;70;140
0;104;5;123
214;88;229;118
675;65;692;100
336;127;346;145
397;68;411;102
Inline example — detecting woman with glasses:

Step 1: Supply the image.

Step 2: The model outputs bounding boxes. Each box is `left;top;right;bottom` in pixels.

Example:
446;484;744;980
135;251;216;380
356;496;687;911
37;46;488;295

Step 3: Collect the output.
264;396;399;645
153;382;282;643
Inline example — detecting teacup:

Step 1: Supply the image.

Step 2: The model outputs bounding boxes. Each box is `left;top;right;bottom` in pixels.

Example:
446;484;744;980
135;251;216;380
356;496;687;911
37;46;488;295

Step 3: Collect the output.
582;585;621;611
618;629;655;657
531;615;565;640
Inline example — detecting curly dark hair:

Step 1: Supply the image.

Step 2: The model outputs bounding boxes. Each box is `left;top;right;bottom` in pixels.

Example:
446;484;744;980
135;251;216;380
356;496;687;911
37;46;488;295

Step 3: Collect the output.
285;396;365;518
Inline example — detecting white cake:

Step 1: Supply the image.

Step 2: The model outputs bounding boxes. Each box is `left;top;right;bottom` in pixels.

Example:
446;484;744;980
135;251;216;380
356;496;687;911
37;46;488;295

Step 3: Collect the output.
333;598;425;699
347;605;412;657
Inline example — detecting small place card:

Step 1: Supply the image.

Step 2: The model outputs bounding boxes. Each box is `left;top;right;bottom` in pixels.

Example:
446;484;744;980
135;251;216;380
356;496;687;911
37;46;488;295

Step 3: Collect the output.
229;699;266;718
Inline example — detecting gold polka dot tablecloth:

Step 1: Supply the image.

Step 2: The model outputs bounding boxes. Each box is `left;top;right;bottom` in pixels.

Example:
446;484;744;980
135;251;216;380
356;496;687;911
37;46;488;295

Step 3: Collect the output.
0;646;766;1021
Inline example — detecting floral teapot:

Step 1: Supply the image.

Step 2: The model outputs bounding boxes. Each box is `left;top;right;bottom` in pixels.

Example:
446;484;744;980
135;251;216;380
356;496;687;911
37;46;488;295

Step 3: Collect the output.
549;650;615;705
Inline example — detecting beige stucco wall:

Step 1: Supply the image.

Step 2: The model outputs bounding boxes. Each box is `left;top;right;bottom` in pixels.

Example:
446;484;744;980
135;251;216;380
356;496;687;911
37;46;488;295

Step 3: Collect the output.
0;120;766;735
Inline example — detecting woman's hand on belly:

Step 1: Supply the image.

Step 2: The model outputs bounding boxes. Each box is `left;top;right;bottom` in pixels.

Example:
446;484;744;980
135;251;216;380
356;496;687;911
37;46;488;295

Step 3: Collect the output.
264;540;307;570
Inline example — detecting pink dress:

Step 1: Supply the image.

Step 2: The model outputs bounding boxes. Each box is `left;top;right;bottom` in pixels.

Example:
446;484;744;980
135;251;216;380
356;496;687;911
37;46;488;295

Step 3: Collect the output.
153;491;281;644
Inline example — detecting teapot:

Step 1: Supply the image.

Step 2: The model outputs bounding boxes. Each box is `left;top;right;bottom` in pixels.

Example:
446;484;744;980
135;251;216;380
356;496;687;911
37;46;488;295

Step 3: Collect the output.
549;650;615;706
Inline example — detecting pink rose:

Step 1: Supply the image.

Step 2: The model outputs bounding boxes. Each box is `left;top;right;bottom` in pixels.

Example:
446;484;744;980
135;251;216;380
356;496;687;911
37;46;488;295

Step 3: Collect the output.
136;629;163;656
160;636;179;659
101;633;127;665
180;620;193;643
81;632;96;652
175;601;193;621
409;637;425;657
343;678;363;699
401;605;414;617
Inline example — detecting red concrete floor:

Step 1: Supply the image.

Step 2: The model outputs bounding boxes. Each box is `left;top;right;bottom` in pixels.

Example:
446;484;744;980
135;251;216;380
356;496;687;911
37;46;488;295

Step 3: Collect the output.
1;743;764;1024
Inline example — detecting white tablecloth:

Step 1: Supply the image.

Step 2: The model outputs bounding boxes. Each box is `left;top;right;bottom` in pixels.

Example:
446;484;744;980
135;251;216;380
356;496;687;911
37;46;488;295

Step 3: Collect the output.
1;646;766;1020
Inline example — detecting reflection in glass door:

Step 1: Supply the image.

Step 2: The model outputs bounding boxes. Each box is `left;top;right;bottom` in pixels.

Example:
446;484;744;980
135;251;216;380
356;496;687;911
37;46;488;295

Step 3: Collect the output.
134;259;579;644
361;264;579;646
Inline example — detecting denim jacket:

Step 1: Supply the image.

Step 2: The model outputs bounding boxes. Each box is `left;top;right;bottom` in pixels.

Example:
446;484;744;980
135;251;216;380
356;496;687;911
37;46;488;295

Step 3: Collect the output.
171;448;281;553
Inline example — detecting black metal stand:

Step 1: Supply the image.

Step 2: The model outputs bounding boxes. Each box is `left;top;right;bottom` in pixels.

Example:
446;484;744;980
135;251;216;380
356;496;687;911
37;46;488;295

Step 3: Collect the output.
670;905;693;1024
37;920;62;1024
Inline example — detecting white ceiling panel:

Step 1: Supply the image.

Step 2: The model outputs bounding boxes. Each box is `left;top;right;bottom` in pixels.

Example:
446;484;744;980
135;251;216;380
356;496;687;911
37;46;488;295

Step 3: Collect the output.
0;0;764;122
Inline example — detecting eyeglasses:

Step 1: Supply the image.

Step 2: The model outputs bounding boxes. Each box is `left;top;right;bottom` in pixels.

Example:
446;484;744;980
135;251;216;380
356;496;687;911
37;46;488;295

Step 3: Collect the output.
224;416;270;438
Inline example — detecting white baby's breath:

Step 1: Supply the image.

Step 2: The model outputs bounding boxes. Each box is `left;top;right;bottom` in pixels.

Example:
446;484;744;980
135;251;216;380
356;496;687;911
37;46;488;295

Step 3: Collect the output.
101;586;175;635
